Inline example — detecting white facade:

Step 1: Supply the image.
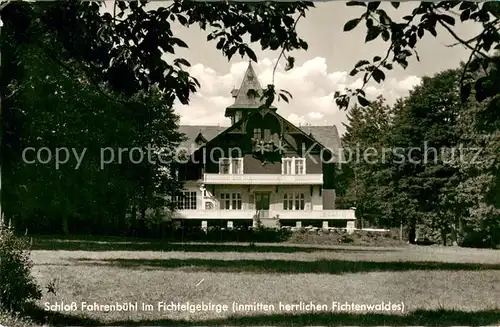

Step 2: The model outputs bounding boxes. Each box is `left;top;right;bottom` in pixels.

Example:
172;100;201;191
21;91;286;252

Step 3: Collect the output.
172;180;355;222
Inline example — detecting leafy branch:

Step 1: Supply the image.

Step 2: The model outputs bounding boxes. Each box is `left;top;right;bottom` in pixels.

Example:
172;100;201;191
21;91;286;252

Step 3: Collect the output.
259;12;308;109
272;12;305;86
340;2;420;108
334;1;500;110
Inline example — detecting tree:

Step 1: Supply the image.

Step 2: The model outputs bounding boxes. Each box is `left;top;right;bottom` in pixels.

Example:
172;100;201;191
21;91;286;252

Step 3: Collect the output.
453;61;500;247
340;65;500;247
1;37;183;235
1;1;312;105
0;1;314;234
341;96;394;228
389;69;465;244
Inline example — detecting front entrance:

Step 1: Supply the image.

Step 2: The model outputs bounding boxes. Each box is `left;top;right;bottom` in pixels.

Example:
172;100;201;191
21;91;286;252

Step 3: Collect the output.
255;192;270;218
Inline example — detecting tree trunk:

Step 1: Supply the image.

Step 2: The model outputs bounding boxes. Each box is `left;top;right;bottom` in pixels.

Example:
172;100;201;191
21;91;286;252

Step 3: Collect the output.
399;219;403;241
458;216;464;244
408;217;417;244
451;221;458;246
358;206;363;229
130;205;137;236
62;214;69;235
139;206;146;237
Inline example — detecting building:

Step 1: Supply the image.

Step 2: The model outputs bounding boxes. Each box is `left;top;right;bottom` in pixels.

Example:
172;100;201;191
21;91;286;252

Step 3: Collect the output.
172;62;355;229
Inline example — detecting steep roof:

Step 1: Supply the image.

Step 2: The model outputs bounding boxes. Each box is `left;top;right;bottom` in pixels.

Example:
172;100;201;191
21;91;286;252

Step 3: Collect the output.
178;124;342;154
226;61;276;112
179;62;341;157
301;125;342;152
178;125;226;151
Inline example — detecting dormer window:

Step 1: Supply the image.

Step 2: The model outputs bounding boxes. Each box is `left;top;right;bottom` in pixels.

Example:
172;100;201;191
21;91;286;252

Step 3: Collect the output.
295;158;305;174
195;132;207;146
282;157;306;175
219;158;243;175
247;89;259;99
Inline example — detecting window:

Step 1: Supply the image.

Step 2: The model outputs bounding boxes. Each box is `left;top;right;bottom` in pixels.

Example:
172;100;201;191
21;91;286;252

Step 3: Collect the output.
283;194;293;210
232;193;242;210
295;159;305;174
283;158;293;175
220;193;242;210
253;128;261;139
220;193;230;210
283;192;305;210
219;158;243;174
249;194;255;210
295;193;305;210
175;191;197;210
282;157;306;175
263;129;271;140
231;158;243;174
219;158;230;174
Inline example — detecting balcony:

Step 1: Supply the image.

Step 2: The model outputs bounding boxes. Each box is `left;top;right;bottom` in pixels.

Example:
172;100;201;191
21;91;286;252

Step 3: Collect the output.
174;209;256;219
272;210;355;220
203;173;323;185
173;209;355;220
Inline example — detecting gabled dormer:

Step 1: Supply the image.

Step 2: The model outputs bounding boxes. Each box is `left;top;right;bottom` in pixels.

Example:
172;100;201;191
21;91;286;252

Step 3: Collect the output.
226;61;276;125
194;132;208;146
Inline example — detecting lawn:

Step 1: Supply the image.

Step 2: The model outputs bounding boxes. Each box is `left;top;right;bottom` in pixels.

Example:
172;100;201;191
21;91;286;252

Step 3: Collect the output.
20;238;500;326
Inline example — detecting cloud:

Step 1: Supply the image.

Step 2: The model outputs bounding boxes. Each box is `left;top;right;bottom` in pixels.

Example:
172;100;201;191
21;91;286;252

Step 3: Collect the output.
175;57;422;135
308;112;324;120
286;113;307;126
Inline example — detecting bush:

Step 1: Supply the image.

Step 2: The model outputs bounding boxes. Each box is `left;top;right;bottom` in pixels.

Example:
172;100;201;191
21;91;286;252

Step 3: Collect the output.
461;229;500;249
0;228;42;312
339;234;354;243
0;310;39;327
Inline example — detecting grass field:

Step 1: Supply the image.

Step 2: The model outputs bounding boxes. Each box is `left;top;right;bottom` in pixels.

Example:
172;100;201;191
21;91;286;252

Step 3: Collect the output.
19;238;500;325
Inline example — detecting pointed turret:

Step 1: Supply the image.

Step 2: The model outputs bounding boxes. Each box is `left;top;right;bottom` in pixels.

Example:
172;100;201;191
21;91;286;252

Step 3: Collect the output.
225;61;276;123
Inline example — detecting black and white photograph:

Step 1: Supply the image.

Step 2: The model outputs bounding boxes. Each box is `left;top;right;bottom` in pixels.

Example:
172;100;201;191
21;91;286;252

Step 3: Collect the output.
0;0;499;326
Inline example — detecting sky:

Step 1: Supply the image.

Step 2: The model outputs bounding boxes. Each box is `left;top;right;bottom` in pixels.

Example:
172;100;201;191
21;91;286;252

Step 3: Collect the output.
105;2;481;135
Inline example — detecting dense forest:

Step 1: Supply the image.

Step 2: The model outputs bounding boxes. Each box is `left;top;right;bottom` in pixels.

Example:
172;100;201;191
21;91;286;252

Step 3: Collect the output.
336;65;500;247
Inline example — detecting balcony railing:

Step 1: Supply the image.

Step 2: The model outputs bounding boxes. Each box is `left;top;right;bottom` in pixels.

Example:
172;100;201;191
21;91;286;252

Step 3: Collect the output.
174;209;256;219
203;173;323;185
173;209;355;220
272;210;355;220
